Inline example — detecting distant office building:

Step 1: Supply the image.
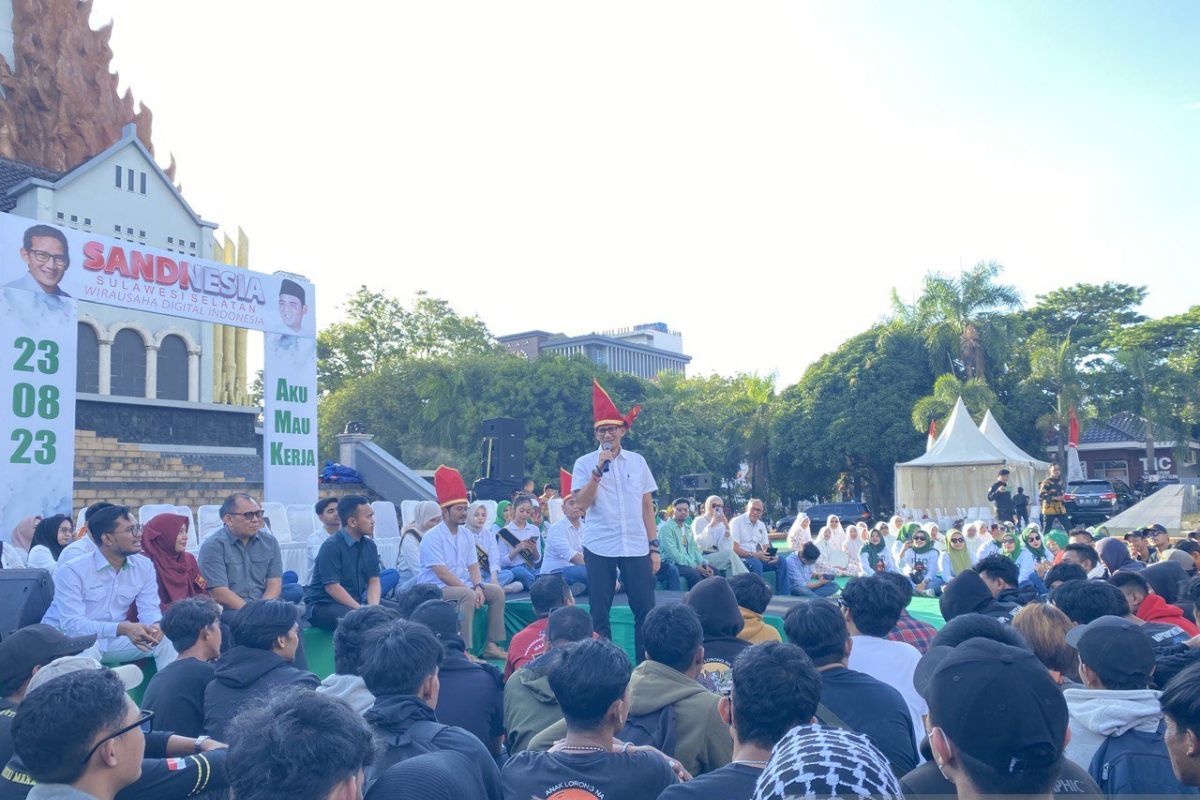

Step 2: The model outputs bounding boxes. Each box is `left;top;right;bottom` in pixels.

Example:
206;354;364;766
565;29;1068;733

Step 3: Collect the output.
498;322;691;379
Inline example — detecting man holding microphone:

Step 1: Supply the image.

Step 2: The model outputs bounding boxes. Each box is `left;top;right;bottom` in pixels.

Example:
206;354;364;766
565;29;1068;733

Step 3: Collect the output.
571;380;659;662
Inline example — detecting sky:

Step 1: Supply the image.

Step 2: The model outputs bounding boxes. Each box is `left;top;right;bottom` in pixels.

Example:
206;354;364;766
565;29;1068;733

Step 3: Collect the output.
90;0;1200;386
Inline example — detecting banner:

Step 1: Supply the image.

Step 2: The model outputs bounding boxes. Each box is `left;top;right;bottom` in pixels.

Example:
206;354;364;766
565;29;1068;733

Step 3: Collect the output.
0;287;77;539
0;213;315;338
263;334;318;506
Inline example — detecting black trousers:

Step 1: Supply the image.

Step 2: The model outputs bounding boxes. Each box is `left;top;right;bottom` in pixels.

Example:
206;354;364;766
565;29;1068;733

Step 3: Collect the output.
584;548;657;663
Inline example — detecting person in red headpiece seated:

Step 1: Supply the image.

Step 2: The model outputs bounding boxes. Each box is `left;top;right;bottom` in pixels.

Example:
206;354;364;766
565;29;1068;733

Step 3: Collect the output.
418;465;509;659
571;380;659;662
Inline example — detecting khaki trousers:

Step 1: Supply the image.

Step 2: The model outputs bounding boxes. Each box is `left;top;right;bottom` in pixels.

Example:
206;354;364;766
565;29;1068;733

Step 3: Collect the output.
442;583;506;645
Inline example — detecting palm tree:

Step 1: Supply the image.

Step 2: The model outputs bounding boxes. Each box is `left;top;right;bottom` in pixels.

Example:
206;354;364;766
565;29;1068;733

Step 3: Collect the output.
1026;328;1084;466
893;260;1022;381
911;374;998;434
725;374;776;501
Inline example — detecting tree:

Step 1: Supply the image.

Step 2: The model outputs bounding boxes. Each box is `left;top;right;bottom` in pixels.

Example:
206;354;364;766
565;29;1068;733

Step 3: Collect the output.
772;325;934;512
1023;329;1084;466
317;287;501;394
910;374;999;434
892;260;1022;381
1025;282;1146;355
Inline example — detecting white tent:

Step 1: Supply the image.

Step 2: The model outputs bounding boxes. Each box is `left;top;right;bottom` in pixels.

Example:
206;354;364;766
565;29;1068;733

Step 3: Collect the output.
895;398;1010;519
979;409;1051;520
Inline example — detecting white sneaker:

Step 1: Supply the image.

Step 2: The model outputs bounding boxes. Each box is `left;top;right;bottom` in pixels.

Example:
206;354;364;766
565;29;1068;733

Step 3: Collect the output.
503;581;524;593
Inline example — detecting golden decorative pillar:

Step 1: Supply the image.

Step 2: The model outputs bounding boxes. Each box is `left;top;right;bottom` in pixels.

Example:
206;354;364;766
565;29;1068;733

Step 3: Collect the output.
221;234;237;404
234;228;250;406
210;238;226;404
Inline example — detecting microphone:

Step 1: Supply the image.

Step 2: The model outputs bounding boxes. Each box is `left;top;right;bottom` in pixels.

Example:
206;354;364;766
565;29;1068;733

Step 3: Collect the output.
601;441;613;473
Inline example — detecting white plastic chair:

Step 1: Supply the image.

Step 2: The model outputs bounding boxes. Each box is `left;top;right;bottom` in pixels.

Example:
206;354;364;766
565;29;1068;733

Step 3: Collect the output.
286;504;318;542
400;500;418;531
138;504;178;527
547;497;564;524
371;501;401;539
197;505;223;542
262;502;292;542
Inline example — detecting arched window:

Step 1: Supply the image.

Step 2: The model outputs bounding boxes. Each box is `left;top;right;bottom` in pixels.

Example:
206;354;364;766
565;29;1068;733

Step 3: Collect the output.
77;323;99;393
156;335;189;401
110;329;146;397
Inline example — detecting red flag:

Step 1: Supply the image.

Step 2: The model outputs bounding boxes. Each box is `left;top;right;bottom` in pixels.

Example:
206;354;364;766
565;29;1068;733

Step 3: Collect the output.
929;419;938;439
1068;407;1080;448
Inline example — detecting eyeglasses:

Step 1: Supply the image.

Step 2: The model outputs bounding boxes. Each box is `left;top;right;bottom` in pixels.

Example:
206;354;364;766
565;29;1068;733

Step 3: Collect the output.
228;509;265;520
1027;535;1042;541
81;709;153;764
113;523;143;536
596;426;621;436
951;538;965;544
27;249;69;267
912;536;927;542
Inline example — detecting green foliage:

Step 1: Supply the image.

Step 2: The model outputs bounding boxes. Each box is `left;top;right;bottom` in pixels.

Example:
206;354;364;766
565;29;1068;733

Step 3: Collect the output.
313;284;1197;514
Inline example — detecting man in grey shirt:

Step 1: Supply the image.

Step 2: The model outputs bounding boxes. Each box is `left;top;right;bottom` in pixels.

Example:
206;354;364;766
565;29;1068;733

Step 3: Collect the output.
198;493;291;620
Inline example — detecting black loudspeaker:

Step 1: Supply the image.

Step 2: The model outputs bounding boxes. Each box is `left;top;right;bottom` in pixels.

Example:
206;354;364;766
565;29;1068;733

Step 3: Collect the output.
678;473;714;492
480;417;525;485
472;477;522;502
0;568;55;640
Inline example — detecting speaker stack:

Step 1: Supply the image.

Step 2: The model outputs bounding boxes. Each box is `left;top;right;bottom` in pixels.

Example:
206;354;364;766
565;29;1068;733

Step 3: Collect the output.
472;417;525;501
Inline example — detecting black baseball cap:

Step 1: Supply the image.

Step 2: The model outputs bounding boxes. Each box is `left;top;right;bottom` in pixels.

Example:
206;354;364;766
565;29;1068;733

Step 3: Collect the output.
915;638;1067;776
1149;524;1168;534
1123;529;1147;540
1065;615;1155;687
0;625;96;689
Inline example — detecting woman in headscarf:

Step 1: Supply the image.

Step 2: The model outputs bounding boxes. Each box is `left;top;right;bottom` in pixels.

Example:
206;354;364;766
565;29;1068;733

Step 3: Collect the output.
842;524;865;576
142;512;205;611
815;524;851;575
786;513;812;551
494;500;512;528
1045;529;1069;564
1099;536;1144;576
694;496;748;576
859;525;897;575
10;516;37;556
1000;530;1037;582
940;528;975;585
465;500;521;593
823;515;847;549
26;514;72;574
1021;525;1054;580
399;499;442;589
897;524;943;596
962;519;989;557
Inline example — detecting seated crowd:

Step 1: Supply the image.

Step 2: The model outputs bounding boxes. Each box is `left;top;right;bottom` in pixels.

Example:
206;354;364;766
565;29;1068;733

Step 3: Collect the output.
9;480;1200;800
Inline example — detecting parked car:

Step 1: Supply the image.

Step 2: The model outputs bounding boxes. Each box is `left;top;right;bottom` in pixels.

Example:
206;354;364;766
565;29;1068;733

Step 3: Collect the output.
1064;479;1136;525
775;502;873;533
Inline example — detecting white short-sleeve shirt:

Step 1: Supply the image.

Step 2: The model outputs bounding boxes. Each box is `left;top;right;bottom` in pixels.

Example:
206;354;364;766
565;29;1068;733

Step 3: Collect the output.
730;513;769;551
571;447;658;558
416;521;478;586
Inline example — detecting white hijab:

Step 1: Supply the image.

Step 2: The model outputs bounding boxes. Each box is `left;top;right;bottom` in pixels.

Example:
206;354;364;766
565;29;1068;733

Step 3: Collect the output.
787;513;812;550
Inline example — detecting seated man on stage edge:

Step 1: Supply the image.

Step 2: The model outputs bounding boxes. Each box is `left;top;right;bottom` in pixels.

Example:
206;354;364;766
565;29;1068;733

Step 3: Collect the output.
539;468;589;591
417;465;508;660
571;380;659;663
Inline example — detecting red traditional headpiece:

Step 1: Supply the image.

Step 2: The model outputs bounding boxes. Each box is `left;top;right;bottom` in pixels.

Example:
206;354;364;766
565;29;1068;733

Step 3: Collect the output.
434;465;468;508
560;467;572;500
592;379;641;430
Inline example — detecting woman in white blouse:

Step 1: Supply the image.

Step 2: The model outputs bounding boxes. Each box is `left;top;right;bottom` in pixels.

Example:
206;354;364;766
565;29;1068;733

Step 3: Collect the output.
786;513;812;551
693;495;748;576
27;514;73;574
466;500;522;593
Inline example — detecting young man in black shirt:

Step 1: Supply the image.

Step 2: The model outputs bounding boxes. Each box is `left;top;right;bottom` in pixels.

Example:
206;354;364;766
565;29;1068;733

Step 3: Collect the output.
661;642;819;800
360;619;502;799
409;600;504;756
141;597;222;738
783;599;919;775
304;495;389;630
502;637;678;800
0;625;97;768
226;688;373;800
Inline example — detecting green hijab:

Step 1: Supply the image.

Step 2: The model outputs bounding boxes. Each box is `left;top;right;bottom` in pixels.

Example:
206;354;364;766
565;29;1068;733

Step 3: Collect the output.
1001;532;1023;562
909;524;936;555
1046;530;1068;553
898;522;921;543
945;529;974;575
495;500;511;527
1021;525;1048;562
861;532;888;564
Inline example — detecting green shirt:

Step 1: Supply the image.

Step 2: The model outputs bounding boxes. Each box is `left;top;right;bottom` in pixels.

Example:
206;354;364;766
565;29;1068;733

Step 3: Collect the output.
659;519;706;568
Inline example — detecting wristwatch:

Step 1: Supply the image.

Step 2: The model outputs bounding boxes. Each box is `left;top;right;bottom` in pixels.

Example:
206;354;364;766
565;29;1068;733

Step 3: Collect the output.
648;538;661;552
473;583;484;591
193;735;210;753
